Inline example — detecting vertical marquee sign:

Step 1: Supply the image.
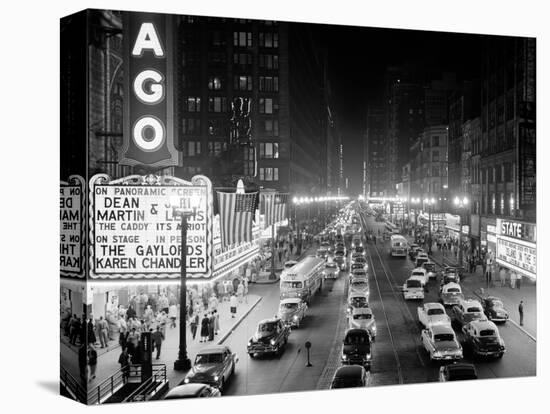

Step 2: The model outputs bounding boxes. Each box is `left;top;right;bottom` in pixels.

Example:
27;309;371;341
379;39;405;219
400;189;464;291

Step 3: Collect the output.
120;12;179;168
60;175;86;278
89;174;213;280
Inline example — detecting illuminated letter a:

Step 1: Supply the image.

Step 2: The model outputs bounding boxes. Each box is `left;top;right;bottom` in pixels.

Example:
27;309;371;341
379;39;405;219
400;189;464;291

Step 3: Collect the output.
132;22;164;57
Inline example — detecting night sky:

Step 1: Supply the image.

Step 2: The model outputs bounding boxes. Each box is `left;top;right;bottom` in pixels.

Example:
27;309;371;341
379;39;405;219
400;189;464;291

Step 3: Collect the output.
310;23;487;195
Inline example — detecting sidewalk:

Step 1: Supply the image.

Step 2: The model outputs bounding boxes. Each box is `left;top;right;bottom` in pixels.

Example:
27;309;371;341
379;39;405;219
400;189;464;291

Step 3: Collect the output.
87;290;263;393
426;247;536;340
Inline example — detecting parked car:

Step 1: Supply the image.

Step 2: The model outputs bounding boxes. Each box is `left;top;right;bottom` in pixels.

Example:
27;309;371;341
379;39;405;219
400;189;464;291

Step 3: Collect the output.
439;363;477;382
330;365;370;389
450;299;486;327
247;318;290;358
403;276;425;300
341;328;372;368
462;319;506;359
164;383;222;399
182;346;238;392
417;302;451;329
441;271;460;286
481;296;510;323
323;262;339;279
348;307;376;340
439;282;464;306
421;325;463;362
278;298;307;328
422;261;438;279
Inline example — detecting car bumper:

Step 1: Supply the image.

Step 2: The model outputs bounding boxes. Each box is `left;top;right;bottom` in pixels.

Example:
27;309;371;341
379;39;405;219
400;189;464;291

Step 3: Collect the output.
247;345;278;354
441;297;461;305
489;316;509;322
404;292;424;299
432;353;463;361
342;358;371;367
474;349;505;357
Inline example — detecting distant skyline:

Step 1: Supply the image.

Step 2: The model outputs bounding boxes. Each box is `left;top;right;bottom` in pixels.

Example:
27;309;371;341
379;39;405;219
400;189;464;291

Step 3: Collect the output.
309;23;488;195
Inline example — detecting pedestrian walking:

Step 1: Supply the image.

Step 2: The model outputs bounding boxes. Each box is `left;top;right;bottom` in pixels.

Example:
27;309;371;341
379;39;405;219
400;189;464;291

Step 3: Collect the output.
499;267;507;287
237;281;244;303
518;300;524;326
118;347;130;383
118;316;128;349
214;309;220;335
243;276;249;304
230;294;238;318
168;303;177;328
208;311;215;341
69;314;80;345
87;343;98;382
510;270;517;289
190;313;199;340
200;314;209;343
516;272;522;289
151;326;164;360
97;316;109;348
144;305;154;329
126;327;140;357
208;293;219;311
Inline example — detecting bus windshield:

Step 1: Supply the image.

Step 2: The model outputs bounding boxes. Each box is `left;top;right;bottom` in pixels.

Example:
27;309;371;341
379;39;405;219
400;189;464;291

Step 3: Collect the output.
281;281;302;289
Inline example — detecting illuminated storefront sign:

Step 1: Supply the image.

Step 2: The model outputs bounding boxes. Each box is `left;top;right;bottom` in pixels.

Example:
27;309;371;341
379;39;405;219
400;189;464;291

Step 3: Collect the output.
60;175;86;278
120;13;179;168
89;174;213;280
496;219;536;279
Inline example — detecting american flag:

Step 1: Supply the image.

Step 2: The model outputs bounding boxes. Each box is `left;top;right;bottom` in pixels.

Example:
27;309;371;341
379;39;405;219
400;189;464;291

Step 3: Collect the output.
262;192;288;227
217;191;257;248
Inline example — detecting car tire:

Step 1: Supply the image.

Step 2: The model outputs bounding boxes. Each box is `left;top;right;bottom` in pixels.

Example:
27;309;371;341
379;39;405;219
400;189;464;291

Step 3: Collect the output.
219;378;225;393
248;352;255;358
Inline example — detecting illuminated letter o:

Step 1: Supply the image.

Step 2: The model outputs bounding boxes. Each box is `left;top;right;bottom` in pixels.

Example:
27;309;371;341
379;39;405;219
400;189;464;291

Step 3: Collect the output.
133;116;165;151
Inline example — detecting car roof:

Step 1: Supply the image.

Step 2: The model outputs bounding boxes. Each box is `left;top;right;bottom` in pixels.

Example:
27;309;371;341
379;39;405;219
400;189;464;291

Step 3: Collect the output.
334;365;365;378
345;328;371;336
467;319;496;330
445;362;476;372
443;282;461;290
412;267;427;273
197;345;229;354
408;275;425;282
425;302;444;310
167;383;208;397
280;298;302;304
431;324;455;335
258;317;280;324
461;299;482;307
349;292;369;299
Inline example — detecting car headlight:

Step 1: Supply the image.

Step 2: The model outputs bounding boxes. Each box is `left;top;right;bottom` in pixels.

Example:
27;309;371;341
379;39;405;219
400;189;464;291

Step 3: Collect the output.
433;351;442;357
372;324;377;332
184;378;190;384
213;375;219;381
270;339;276;346
293;315;298;320
342;354;347;360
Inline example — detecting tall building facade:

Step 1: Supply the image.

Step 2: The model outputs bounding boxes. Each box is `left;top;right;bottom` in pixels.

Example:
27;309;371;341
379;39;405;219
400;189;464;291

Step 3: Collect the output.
365;105;386;197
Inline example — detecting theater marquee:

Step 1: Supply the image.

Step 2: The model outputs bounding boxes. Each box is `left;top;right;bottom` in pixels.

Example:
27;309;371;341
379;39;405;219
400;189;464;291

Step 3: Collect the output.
495;218;537;279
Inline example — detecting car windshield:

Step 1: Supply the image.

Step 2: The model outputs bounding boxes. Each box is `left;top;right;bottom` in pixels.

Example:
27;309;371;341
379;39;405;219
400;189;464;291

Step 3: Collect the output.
331;378;363;388
326;264;337;269
446;288;460;293
354;258;366;263
406;280;422;288
284;262;296;269
479;329;496;337
281;281;302;289
424;264;435;271
195;353;223;364
351;297;367;307
467;307;481;313
427;308;444;316
258;322;277;334
353;313;372;320
412;271;424;276
344;332;370;345
491;300;504;308
447;369;477;380
434;333;455;342
353;271;367;277
280;303;298;310
352;281;367;287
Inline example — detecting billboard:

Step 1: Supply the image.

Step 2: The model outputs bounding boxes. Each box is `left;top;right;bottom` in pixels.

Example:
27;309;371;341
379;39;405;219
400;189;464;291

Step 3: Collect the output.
120;12;179;168
60;175;86;278
495;219;536;279
89;174;213;280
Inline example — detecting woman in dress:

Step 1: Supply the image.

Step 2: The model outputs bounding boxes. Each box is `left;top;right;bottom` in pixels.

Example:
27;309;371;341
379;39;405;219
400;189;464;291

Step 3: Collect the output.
200;314;209;343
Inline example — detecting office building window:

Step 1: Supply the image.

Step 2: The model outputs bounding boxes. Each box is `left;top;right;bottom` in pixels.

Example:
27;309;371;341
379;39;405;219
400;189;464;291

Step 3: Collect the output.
500;193;505;215
234;75;253;91
259;54;279;69
432;136;440;146
259;167;279;181
243;147;255;177
208;141;227;156
208;119;227;137
491;193;496;214
262;119;279;136
208;97;228;113
259;76;279;92
259;142;279;159
208;51;226;65
233;53;252;68
182;141;202;157
234;31;252;47
182;118;201;135
259;98;278;114
208;76;223;90
210;31;226;47
259;31;279;48
183;97;201;112
510;193;515;216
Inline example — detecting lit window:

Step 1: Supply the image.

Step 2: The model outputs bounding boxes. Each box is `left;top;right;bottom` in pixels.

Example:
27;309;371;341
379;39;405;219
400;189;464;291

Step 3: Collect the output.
208;76;222;90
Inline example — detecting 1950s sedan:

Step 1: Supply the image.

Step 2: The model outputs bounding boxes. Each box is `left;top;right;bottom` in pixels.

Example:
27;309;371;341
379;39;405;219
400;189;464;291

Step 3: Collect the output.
348;307;377;340
462;319;506;359
182;345;238;393
247;317;290;357
481;296;509;324
278;298;307;328
417;302;451;329
439;282;464;306
421;325;463;362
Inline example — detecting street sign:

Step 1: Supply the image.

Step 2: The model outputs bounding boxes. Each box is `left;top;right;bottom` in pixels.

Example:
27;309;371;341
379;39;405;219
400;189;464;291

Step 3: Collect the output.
89;174;213;280
60;175;86;278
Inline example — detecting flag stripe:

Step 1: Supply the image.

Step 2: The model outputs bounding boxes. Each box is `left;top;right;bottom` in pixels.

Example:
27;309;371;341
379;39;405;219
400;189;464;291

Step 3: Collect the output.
217;191;257;248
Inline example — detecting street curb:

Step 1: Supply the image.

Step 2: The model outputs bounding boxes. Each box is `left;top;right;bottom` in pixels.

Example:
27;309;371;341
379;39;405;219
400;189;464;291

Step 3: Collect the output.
217;296;263;345
430;254;537;342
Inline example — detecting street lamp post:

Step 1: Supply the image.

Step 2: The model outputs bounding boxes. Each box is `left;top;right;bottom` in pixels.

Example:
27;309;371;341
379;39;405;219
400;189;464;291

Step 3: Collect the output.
453;196;469;268
171;195;200;372
424;197;435;254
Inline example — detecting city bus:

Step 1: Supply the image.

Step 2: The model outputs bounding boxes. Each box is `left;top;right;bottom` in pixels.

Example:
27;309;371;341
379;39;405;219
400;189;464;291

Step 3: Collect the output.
390;235;408;257
280;256;325;304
